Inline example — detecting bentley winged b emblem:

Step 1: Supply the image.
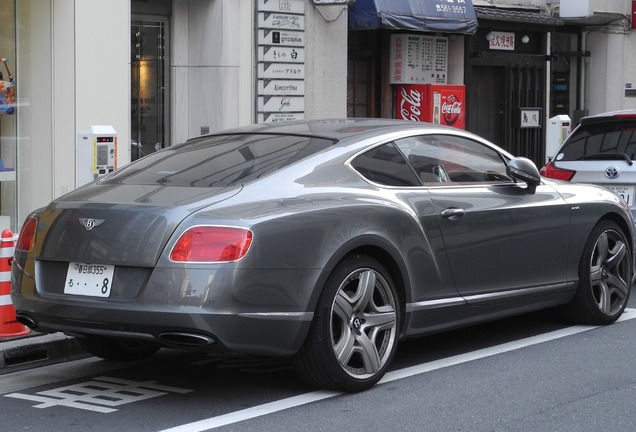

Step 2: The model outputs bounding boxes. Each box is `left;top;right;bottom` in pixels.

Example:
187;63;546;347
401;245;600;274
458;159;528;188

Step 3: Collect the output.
79;218;105;231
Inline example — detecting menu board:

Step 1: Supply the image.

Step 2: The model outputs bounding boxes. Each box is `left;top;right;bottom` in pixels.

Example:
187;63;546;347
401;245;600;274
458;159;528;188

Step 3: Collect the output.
256;0;305;123
389;34;448;85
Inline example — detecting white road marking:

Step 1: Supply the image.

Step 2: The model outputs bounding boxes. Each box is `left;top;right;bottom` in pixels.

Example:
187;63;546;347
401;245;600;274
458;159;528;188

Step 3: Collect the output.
4;376;192;413
159;308;636;432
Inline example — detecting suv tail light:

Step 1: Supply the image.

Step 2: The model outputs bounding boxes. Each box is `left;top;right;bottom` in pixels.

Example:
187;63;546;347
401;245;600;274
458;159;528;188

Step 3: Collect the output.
540;162;576;181
16;217;37;252
170;226;253;262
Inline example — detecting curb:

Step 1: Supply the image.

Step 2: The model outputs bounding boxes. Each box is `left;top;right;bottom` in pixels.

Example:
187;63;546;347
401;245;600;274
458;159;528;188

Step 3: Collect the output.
0;333;89;375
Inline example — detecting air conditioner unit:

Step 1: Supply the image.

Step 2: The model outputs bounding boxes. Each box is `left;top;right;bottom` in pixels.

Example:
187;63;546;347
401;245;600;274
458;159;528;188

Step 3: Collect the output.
560;0;628;18
560;0;592;18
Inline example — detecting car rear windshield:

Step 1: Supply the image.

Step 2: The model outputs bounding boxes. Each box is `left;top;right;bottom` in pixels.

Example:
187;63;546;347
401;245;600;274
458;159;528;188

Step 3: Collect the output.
102;133;337;187
557;120;636;161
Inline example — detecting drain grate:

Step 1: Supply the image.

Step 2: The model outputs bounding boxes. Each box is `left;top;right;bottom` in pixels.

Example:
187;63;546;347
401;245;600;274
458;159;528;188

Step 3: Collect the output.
3;348;49;367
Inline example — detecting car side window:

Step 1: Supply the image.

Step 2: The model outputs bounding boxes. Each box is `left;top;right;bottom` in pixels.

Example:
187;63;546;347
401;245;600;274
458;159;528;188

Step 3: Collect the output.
350;142;421;187
394;134;511;184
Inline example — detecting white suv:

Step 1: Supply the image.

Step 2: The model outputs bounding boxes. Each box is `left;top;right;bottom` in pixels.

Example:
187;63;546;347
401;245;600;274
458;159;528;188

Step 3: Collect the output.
541;110;636;211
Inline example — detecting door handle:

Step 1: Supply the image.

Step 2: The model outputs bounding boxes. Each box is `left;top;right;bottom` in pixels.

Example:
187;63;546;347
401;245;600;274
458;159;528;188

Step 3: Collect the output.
440;208;465;220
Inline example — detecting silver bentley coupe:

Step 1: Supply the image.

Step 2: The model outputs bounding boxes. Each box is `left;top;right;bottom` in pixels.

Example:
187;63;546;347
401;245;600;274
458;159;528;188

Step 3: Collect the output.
11;118;635;392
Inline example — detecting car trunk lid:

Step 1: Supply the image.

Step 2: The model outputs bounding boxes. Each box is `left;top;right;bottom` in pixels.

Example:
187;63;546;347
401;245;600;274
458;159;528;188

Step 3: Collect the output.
34;184;242;267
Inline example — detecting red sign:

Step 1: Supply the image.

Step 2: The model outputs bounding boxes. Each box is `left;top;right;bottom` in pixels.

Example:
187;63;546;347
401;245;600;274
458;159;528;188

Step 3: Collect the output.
633;1;636;30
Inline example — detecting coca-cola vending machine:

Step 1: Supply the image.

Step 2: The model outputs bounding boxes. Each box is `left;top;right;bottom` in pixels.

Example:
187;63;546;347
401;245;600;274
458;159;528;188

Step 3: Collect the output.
395;84;466;130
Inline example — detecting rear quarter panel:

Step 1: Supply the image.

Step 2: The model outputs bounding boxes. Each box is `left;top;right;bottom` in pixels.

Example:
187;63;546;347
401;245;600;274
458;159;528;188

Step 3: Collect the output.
159;182;456;318
551;182;636;281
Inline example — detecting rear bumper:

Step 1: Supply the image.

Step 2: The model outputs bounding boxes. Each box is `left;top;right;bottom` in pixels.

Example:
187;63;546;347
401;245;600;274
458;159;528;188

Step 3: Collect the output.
11;260;321;356
13;306;313;356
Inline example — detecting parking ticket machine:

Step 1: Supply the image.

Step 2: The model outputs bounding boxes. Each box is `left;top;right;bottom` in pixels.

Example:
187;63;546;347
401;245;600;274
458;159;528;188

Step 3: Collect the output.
76;125;117;187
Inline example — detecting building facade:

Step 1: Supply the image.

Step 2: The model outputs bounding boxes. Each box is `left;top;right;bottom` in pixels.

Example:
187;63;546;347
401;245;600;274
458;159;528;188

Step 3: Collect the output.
0;0;635;232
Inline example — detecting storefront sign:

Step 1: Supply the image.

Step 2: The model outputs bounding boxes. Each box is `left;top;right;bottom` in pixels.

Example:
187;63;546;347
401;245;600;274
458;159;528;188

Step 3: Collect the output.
488;31;515;51
258;0;305;14
519;108;541;128
258;46;304;63
433;0;472;16
258;29;304;46
258;96;305;112
389;34;448;85
258;63;305;79
258;79;305;95
258;112;305;123
258;12;305;30
257;0;305;123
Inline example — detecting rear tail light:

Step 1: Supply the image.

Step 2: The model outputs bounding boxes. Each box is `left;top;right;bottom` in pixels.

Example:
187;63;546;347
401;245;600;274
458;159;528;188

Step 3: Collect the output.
16;217;37;252
170;226;253;262
540;162;576;181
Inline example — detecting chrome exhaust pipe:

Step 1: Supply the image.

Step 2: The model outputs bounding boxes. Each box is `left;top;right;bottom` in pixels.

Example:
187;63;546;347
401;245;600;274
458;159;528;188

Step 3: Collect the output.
157;332;216;347
16;314;38;329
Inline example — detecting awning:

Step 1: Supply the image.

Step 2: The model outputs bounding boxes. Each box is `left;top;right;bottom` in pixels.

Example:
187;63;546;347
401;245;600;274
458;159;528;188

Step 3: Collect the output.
348;0;478;35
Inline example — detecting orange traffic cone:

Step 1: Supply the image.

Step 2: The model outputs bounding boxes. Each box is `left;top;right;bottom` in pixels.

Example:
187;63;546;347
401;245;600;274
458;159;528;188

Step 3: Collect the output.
0;228;30;338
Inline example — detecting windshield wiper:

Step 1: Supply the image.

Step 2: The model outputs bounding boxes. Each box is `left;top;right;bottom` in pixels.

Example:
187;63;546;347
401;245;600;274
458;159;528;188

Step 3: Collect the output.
579;152;633;165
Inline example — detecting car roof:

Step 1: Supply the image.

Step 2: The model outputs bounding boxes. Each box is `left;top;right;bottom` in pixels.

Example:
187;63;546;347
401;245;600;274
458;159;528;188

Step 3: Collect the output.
201;118;466;140
196;118;513;158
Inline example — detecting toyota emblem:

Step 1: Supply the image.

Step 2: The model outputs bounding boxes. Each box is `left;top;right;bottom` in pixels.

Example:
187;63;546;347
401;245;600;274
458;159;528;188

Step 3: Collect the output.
605;167;620;179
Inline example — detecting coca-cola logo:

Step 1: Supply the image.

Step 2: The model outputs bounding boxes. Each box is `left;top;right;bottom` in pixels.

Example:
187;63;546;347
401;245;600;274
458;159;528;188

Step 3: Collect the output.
442;94;462;125
399;88;422;122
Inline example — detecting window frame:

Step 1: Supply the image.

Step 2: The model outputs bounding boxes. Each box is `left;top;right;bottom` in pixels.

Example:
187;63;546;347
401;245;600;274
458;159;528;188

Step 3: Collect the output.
348;133;514;188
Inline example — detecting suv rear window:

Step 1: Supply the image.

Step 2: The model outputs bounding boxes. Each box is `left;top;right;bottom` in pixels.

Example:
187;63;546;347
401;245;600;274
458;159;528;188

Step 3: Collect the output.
558;120;636;161
101;133;336;187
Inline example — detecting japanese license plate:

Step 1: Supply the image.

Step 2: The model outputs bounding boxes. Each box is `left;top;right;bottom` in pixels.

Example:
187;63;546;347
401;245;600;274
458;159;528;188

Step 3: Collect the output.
606;185;633;207
64;263;115;297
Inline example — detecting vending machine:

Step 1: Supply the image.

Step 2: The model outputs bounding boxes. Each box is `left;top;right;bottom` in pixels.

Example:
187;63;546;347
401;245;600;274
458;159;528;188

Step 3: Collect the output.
395;84;466;130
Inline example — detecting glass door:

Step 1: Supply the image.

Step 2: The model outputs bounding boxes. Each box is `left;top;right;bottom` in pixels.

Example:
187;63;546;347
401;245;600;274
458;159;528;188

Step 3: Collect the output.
131;18;169;161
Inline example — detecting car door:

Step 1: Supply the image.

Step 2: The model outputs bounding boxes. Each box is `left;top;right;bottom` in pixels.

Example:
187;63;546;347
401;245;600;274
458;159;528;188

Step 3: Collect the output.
394;134;571;304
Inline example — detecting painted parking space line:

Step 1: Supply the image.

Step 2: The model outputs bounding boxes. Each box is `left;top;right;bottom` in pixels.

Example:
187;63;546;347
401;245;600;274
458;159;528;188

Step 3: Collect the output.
159;308;636;432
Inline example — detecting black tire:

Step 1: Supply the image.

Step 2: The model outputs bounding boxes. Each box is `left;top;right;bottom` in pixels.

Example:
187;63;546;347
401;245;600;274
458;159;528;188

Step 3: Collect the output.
566;220;632;325
77;336;160;361
294;254;400;392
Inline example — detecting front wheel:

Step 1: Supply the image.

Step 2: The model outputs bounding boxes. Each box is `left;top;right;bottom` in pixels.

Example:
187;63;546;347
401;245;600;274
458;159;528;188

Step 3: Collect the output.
294;255;400;392
566;220;632;325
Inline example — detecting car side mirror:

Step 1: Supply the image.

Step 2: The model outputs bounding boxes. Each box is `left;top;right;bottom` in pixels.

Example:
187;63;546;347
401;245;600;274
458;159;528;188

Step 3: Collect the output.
506;157;541;194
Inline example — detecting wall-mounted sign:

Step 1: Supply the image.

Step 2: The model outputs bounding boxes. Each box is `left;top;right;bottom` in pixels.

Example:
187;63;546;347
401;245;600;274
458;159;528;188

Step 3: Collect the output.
258;46;304;63
488;31;515;51
257;0;305;123
258;96;305;112
518;108;542;128
313;0;355;4
258;29;304;46
389;34;448;84
258;112;305;123
258;0;305;14
258;63;305;79
258;80;305;95
258;12;305;30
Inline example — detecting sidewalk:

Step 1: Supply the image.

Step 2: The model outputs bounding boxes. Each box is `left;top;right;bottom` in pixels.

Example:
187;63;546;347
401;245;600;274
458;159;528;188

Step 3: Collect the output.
0;331;89;375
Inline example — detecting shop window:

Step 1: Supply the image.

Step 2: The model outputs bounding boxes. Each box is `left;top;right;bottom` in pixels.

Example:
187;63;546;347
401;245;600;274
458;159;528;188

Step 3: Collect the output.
0;0;17;232
131;18;169;161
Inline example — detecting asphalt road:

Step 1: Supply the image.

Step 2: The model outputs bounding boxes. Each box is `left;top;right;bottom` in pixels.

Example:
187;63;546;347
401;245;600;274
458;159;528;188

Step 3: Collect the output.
2;299;636;432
